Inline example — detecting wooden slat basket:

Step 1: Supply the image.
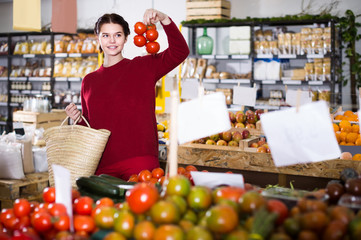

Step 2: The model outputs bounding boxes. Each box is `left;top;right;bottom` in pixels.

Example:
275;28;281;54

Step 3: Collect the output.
186;0;231;21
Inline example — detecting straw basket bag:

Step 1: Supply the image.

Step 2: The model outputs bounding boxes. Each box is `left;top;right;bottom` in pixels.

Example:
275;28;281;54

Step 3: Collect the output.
44;116;111;187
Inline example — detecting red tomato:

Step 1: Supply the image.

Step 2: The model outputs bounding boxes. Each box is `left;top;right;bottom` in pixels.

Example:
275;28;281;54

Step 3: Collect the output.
74;196;94;215
213;186;246;204
177;167;186;175
126;182;159;214
267;199;289;225
72;189;81;202
128;174;138;182
138;170;152;182
53;215;70;231
13;199;31;218
31;212;52;232
134;22;147;35
73;215;96;233
185;165;198;172
42;187;56;203
146;29;158;42
152;168;165;179
48;203;67;217
133;34;147;47
147;24;156;30
96;197;114;207
146;41;160;54
14;215;31;230
1;209;19;230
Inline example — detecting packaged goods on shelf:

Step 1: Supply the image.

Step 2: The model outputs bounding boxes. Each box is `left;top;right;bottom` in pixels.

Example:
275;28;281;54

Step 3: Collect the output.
29;40;49;54
13;41;30;55
229;40;251;55
0;41;8;55
0;66;7;77
54;57;97;78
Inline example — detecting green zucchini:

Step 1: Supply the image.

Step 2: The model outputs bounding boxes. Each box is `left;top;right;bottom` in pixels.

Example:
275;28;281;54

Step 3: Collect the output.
78;187;124;203
76;176;125;198
97;174;137;188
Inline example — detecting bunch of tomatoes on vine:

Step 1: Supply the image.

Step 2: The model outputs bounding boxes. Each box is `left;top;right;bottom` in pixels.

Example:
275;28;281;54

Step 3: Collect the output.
133;22;160;54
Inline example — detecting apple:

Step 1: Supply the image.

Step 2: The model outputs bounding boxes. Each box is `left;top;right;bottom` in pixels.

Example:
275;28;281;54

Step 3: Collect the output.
221;131;232;142
257;140;266;146
241;129;250;139
232;131;243;143
266;148;271;154
247;114;257;124
229;112;236;123
209;134;220;142
231;122;235;128
217;140;228;146
205;139;216;145
236;112;246;123
197;138;207;144
228;140;239;147
245;123;256;129
256;146;267;153
244;183;254;191
245;110;254;117
255;109;264;120
250;142;259;148
235;123;245;129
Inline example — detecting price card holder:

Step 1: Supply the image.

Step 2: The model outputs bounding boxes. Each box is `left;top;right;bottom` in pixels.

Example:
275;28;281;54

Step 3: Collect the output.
286;89;312;107
261;101;341;167
178;92;231;144
233;85;257;107
180;80;199;100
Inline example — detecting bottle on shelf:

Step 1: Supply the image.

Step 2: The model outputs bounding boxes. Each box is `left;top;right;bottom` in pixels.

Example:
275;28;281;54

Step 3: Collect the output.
196;27;214;55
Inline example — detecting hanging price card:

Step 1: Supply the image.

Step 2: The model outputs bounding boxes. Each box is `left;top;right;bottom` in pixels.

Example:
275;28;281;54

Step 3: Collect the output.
261;101;341;167
285;89;313;107
178;92;231;144
233;86;257;107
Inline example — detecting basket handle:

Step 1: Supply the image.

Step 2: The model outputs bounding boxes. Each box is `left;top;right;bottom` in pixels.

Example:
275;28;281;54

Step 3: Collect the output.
61;115;91;128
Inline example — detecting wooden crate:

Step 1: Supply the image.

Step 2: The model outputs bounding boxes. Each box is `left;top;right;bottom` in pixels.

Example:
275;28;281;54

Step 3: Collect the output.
177;144;361;180
13;110;67;130
186;0;231;20
0;172;49;209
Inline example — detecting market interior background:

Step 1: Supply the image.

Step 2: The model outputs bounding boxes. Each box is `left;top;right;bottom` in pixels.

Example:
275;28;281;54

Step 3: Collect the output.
0;0;360;109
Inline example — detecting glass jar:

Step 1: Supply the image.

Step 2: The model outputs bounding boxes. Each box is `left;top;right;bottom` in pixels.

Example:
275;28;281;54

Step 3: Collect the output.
196;27;213;55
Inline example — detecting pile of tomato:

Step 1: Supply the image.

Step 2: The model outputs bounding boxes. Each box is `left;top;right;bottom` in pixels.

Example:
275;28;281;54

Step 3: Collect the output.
133;22;160;54
127;165;201;186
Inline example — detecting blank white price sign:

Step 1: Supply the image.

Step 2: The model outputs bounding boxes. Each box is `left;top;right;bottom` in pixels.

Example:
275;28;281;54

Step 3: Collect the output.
178;92;231;144
261;101;341;167
286;89;312;107
181;80;199;100
233;86;257;107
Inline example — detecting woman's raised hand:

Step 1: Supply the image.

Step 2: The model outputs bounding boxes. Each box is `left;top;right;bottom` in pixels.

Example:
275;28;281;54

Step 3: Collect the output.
143;9;170;25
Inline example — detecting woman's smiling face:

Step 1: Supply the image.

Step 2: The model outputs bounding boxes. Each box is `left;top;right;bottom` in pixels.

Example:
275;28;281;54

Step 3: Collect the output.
98;23;127;57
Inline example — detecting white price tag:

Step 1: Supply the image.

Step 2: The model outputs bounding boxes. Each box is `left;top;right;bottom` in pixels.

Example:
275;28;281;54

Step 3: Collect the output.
233;86;257;107
53;164;73;231
261;101;341;167
180;80;199;100
191;171;244;189
178;92;231;144
285;90;313;107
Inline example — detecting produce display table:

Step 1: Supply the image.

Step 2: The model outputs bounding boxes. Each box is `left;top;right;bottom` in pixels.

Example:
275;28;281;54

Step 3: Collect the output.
0;172;49;208
176;144;358;190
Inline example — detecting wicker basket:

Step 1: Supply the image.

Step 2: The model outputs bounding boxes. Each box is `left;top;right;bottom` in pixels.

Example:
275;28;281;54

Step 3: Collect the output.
44;116;111;187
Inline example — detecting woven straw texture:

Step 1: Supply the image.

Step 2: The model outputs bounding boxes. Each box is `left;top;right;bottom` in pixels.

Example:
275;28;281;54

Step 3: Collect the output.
44;117;111;187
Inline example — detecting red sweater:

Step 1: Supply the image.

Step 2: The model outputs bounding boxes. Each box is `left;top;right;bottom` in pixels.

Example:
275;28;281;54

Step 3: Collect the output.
80;19;189;180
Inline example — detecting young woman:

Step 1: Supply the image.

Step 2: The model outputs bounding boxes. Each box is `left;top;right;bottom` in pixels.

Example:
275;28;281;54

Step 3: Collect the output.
65;9;189;180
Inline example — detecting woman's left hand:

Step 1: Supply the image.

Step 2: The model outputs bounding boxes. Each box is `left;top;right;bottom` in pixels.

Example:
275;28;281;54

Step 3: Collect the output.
143;9;170;25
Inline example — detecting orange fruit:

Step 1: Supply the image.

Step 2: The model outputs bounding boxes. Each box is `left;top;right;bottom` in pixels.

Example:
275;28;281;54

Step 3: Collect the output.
339;141;347;145
352;154;361;161
335;132;341;143
339;120;351;129
344;110;354;117
333;123;340;132
345;143;355;146
355;137;361;146
341;125;352;133
340;132;347;142
352;124;360;133
347;132;358;144
334;115;343;120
